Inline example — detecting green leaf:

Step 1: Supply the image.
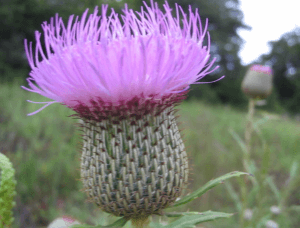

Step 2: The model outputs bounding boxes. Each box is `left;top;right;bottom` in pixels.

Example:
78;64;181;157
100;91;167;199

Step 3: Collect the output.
289;205;300;212
164;211;233;228
0;152;17;228
165;212;205;218
229;128;247;154
71;224;94;228
247;184;259;205
260;144;271;179
289;161;298;180
224;182;242;212
171;171;250;208
71;217;128;228
252;119;267;145
149;222;165;228
266;176;281;204
249;159;257;176
253;116;269;127
255;213;271;228
247;160;258;186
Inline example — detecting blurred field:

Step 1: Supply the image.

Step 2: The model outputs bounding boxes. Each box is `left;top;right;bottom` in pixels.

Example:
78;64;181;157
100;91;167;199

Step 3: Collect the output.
1;79;299;227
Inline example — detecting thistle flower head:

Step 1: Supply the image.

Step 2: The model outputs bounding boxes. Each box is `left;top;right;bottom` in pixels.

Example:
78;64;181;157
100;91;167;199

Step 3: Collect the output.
23;0;221;221
23;0;220;118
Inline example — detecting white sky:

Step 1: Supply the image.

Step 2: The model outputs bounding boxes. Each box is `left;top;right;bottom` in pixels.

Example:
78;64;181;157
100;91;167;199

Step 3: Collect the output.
238;0;300;66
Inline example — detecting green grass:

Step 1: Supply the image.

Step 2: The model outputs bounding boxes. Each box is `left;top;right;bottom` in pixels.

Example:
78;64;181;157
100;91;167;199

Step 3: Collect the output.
177;101;300;227
0;79;299;227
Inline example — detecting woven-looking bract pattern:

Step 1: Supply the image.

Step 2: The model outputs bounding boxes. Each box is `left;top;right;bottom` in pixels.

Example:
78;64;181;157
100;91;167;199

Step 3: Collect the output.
80;106;188;217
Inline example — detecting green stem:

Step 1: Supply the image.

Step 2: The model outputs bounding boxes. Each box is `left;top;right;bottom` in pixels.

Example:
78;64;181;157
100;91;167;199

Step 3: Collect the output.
244;98;255;172
239;99;255;228
238;177;247;228
252;143;270;226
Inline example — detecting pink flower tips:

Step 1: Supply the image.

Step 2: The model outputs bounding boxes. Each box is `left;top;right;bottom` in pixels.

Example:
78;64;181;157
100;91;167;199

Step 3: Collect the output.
22;0;221;119
250;65;273;75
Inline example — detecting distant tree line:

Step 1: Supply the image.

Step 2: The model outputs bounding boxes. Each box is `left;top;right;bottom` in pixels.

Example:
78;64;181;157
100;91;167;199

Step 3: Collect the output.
0;0;299;114
258;28;300;114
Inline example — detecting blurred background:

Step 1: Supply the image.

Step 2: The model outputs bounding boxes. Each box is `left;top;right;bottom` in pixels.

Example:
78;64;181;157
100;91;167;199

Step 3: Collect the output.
0;0;299;227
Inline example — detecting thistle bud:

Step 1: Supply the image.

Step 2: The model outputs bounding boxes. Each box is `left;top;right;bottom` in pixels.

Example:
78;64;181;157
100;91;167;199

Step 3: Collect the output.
242;65;273;99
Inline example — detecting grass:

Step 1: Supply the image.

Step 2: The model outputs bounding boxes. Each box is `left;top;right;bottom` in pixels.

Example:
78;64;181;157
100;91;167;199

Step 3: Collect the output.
177;101;300;227
0;79;299;227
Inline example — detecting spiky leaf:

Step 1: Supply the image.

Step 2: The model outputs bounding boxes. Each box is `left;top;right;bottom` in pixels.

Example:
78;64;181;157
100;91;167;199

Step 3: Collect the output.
171;171;250;208
71;217;128;228
164;211;233;228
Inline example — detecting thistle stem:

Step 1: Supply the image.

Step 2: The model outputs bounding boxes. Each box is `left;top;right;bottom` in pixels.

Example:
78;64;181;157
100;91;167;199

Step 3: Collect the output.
244;98;255;172
238;177;247;228
239;98;255;228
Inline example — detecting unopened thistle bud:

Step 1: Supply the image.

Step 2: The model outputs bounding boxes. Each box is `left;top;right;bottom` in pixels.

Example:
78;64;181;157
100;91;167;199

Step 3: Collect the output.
242;65;273;99
22;0;222;220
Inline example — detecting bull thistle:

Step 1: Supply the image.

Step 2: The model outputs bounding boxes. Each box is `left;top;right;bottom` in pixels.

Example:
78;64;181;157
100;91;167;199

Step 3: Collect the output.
22;1;249;227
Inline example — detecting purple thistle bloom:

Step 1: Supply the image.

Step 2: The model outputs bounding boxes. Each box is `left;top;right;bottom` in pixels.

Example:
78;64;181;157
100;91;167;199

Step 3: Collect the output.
22;0;222;221
23;0;221;118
